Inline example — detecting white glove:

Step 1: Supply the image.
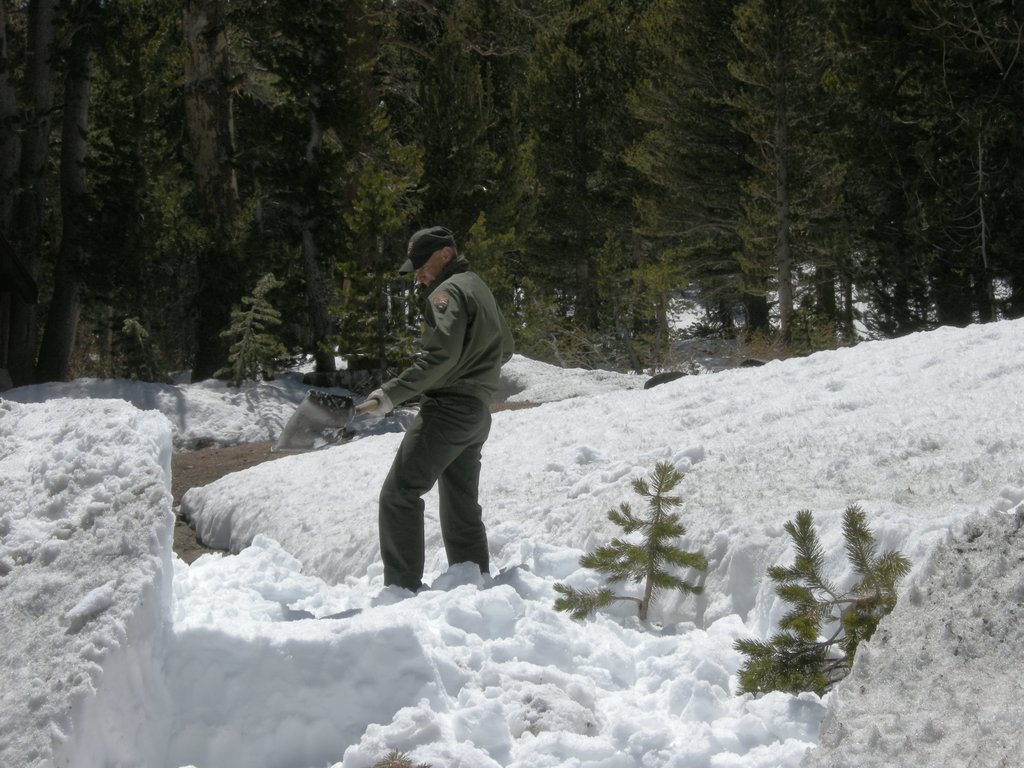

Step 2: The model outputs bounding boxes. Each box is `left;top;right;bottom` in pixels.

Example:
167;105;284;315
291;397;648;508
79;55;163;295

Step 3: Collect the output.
356;388;393;417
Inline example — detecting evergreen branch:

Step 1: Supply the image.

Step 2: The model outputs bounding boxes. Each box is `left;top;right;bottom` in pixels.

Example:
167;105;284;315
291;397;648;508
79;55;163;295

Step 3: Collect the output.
842;504;878;578
735;506;912;696
607;503;643;533
660;547;708;571
632;476;651;498
554;461;706;622
552;583;616;621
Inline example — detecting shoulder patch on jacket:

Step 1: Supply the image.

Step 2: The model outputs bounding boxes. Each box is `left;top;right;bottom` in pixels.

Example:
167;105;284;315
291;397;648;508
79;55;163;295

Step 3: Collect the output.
432;292;451;313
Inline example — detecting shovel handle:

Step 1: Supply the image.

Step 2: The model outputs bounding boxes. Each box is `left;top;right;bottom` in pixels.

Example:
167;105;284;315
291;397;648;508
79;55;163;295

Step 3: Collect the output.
354;398;380;416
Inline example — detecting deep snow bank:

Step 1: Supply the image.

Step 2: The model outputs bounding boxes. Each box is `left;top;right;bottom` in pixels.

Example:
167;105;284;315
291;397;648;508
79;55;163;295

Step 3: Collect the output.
0;399;175;768
803;507;1024;768
167;542;827;768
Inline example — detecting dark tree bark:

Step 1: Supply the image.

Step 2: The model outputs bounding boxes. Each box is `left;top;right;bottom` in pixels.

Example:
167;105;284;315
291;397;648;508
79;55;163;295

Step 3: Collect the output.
743;293;771;336
299;104;337;374
182;0;240;380
35;0;94;382
299;217;337;373
815;266;837;321
7;0;57;386
0;1;20;234
771;10;793;342
182;0;237;227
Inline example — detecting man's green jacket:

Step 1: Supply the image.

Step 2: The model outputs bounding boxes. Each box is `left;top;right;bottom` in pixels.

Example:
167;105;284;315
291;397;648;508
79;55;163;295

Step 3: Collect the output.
381;256;514;407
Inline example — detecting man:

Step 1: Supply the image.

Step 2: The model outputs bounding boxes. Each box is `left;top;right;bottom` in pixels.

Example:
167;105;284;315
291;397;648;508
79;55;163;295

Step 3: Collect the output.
359;226;515;592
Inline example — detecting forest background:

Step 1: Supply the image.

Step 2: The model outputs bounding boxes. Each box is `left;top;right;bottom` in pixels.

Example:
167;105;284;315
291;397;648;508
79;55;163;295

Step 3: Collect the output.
2;0;1022;388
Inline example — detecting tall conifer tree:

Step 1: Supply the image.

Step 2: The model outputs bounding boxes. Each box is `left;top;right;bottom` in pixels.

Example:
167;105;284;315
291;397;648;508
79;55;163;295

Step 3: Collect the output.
232;0;420;377
729;0;844;343
628;0;767;337
523;0;654;367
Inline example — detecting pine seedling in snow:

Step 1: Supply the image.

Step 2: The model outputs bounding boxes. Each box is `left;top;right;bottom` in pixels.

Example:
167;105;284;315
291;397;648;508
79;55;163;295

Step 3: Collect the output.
554;461;708;621
216;273;288;386
735;504;911;696
372;750;431;768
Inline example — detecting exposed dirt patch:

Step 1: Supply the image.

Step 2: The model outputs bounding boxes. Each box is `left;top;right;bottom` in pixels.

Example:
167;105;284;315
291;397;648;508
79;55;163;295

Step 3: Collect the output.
171;441;291;563
171;441;286;506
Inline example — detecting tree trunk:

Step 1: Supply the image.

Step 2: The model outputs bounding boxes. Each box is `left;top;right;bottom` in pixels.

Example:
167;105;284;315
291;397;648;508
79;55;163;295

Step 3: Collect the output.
182;0;237;227
742;291;770;336
931;257;973;328
35;2;94;382
742;243;771;336
7;0;58;386
300;106;337;373
613;297;643;373
182;0;240;380
374;238;390;382
772;13;793;343
840;272;855;338
0;2;20;234
576;254;602;331
1008;273;1024;319
300;225;337;373
974;133;996;322
815;266;837;322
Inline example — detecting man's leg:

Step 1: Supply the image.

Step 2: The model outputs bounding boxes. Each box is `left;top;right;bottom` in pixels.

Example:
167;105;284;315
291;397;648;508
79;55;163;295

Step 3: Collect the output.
438;402;491;575
378;397;486;589
378;419;430;590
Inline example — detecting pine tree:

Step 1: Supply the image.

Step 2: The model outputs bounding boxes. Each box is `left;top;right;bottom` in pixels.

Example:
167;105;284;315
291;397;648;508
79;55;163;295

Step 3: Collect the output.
87;0;201;374
729;0;845;344
216;273;287;386
232;0;422;378
554;461;707;622
734;505;911;696
628;0;763;339
116;317;162;383
372;750;431;768
522;0;653;366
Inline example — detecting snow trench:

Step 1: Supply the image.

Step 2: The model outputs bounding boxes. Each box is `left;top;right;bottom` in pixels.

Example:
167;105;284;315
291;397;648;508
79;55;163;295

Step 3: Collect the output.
0;399;175;768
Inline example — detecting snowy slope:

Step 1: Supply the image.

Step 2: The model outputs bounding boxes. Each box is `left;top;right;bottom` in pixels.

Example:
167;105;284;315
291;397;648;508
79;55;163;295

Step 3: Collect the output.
2;320;1023;768
182;322;1024;631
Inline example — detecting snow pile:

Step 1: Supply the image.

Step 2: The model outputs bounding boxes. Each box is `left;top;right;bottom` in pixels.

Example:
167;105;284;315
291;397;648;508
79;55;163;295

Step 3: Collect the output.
2;319;1024;767
167;540;825;768
806;507;1024;768
181;323;1024;632
0;399;175;767
495;355;646;403
3;376;308;450
166;538;444;767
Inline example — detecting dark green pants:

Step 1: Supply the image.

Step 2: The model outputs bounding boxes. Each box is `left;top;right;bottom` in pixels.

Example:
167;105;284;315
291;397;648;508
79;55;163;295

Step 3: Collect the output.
379;393;492;590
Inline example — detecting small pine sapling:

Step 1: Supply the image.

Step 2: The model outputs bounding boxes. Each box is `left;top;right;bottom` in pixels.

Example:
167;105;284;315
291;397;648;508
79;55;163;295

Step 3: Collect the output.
735;504;911;696
216;273;288;386
554;461;708;621
117;317;163;382
372;751;431;768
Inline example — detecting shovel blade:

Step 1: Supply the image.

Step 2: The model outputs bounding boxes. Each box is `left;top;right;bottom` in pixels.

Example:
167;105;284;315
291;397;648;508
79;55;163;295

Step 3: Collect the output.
273;391;354;451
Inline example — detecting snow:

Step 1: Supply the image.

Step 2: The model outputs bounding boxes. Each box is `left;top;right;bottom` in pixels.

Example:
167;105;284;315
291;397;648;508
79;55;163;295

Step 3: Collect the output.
0;399;174;768
2;319;1024;768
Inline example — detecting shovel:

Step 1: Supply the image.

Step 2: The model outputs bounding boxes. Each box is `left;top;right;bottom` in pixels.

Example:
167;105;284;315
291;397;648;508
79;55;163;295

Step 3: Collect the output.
273;391;380;452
